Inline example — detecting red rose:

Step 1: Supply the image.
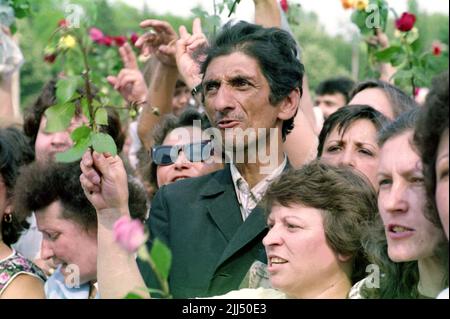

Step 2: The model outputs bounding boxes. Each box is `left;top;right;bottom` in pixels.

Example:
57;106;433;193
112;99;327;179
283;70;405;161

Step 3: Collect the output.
44;53;57;64
130;33;139;46
101;36;113;47
114;36;127;47
432;41;442;56
280;0;289;12
395;12;416;32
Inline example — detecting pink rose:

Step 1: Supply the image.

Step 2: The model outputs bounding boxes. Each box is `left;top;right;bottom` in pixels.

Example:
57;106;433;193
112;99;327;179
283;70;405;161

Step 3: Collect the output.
280;0;289;12
395;12;416;32
113;216;147;253
58;19;69;28
89;27;105;43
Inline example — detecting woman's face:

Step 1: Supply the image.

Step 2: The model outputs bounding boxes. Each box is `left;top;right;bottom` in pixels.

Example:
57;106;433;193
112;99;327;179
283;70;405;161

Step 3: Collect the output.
156;126;222;187
36;201;97;284
377;131;445;262
263;204;347;298
435;128;449;240
321;119;380;189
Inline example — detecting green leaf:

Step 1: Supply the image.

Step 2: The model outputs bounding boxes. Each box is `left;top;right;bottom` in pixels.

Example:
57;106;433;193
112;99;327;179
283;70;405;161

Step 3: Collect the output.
44;103;76;133
91;132;117;156
375;46;403;62
56;77;80;104
71;126;92;142
150;239;172;281
124;293;143;299
55;135;92;163
95;108;109;126
351;10;371;35
393;69;414;82
80;98;92;123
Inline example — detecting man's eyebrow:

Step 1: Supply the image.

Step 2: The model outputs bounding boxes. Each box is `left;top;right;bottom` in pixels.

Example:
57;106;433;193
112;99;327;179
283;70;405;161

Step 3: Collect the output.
202;79;220;87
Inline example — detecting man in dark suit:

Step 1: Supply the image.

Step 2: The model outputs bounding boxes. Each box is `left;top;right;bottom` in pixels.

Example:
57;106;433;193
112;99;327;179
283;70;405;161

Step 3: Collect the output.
80;20;304;299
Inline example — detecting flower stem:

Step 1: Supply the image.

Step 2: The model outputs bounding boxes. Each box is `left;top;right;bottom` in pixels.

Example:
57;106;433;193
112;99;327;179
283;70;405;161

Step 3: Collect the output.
75;32;97;133
228;0;241;17
138;247;171;298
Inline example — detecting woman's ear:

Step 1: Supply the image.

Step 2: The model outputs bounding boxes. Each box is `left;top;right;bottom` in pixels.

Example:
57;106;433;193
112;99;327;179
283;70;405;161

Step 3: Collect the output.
277;88;301;121
337;253;352;263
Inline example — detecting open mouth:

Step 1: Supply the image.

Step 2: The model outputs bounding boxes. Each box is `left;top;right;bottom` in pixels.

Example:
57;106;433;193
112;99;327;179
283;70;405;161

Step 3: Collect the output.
389;225;415;233
269;257;288;266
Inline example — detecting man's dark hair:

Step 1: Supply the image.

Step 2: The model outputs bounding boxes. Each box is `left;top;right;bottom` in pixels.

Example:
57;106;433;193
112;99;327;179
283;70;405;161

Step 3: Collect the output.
23;79;125;153
316;77;355;103
0;127;35;246
350;80;418;118
200;21;304;140
14;162;148;231
317;105;390;157
378;108;421;147
414;70;449;227
263;160;377;284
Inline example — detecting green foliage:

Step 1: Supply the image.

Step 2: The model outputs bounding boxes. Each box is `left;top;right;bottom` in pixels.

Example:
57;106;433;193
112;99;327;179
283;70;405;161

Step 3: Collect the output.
91;132;117;156
289;7;353;90
44;102;76;133
150;239;172;282
55;132;91;163
56;76;80;104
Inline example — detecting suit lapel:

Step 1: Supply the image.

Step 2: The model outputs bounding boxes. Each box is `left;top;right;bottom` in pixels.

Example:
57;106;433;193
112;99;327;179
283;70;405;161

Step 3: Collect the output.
215;205;267;268
203;167;243;242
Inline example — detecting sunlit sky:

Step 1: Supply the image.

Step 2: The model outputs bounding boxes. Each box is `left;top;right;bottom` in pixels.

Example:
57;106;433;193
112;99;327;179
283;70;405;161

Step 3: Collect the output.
116;0;449;36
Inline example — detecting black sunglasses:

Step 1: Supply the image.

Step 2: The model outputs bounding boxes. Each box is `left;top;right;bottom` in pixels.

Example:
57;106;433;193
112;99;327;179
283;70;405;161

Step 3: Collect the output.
151;141;213;166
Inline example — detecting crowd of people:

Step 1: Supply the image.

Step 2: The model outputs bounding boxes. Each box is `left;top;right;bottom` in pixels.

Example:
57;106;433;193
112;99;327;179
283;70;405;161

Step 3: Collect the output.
0;0;448;299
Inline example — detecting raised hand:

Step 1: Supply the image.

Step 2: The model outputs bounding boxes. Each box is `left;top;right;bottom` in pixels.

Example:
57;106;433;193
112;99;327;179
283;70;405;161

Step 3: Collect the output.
107;43;148;104
175;18;208;89
80;151;129;217
135;19;178;67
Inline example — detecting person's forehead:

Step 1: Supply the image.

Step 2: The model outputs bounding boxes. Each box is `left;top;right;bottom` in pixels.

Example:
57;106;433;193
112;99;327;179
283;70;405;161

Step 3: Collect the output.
204;52;262;78
163;126;204;145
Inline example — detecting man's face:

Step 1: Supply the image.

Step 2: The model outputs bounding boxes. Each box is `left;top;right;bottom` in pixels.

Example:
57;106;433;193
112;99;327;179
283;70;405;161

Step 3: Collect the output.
36;201;97;285
202;52;285;152
34;115;86;164
315;93;347;119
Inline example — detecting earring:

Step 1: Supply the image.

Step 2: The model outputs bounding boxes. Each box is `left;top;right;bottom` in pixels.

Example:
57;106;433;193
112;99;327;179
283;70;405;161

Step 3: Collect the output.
3;213;12;224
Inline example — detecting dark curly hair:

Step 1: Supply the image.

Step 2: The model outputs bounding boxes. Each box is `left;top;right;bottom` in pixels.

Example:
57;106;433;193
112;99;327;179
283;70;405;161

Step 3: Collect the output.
0;127;35;246
200;21;304;141
13;162;148;231
414;70;449;228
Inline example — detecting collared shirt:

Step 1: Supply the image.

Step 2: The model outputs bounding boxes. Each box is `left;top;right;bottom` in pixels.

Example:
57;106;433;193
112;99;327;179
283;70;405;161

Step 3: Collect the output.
230;156;287;221
45;266;100;299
